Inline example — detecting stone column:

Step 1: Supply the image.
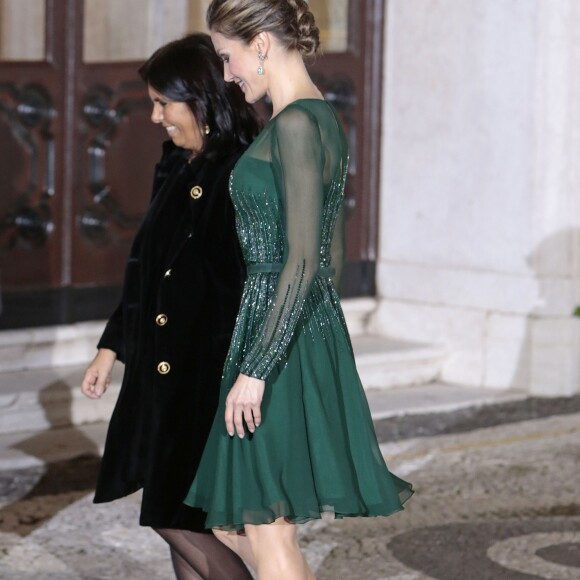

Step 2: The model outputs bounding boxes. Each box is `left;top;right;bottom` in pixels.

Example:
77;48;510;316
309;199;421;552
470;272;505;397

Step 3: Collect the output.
527;0;580;395
369;0;580;395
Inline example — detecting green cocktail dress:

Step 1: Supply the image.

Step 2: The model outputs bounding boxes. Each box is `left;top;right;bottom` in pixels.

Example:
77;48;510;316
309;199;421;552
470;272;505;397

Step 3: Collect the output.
185;99;413;530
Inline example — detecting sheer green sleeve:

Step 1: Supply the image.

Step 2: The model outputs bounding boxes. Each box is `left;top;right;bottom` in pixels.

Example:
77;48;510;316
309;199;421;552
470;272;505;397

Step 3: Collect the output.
239;107;324;380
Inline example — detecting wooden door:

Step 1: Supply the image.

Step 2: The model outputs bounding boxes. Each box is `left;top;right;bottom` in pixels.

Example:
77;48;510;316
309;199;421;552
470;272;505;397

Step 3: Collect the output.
0;0;163;329
0;0;67;327
0;0;383;330
253;0;384;297
303;0;384;297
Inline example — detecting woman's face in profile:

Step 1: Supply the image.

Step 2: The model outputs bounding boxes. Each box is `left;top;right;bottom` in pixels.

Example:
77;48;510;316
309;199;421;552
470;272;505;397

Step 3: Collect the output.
148;85;204;153
211;31;267;105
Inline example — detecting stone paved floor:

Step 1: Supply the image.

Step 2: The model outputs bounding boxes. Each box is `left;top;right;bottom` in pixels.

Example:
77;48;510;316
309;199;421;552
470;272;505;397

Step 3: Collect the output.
0;397;579;579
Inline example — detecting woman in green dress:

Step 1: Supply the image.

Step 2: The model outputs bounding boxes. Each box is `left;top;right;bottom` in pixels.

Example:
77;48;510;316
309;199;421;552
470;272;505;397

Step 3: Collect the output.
185;1;414;577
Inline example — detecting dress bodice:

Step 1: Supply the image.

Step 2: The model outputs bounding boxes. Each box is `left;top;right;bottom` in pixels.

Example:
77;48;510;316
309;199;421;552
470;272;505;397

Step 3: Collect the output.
227;99;349;380
230;99;348;270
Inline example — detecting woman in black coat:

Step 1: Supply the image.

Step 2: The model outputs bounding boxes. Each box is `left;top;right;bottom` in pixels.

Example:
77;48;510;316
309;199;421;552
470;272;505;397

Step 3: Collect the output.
81;34;259;580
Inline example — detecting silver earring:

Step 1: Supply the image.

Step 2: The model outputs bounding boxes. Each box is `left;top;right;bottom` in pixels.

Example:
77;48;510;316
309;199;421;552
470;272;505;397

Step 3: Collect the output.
204;124;210;135
257;51;266;75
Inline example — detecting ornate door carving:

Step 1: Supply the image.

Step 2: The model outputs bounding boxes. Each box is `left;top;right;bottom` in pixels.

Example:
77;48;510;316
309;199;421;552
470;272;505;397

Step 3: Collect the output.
0;0;383;329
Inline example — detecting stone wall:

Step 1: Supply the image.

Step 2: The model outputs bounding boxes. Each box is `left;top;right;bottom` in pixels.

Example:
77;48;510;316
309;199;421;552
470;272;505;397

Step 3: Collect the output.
370;0;580;395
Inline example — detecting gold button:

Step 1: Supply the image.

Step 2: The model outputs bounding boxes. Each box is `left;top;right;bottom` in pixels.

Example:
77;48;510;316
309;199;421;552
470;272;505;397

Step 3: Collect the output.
164;269;172;278
190;185;203;199
157;361;170;374
155;313;168;326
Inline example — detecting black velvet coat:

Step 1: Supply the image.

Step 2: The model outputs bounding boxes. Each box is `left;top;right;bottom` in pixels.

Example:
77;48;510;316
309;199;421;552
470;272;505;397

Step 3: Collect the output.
93;141;245;531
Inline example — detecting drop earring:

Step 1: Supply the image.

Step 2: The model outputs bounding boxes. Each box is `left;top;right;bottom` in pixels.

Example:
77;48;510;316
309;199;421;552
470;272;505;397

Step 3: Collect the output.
204;124;210;135
257;51;266;75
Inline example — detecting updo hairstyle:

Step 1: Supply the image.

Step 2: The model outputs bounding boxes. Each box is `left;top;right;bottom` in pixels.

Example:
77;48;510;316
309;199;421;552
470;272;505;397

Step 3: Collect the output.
207;0;320;58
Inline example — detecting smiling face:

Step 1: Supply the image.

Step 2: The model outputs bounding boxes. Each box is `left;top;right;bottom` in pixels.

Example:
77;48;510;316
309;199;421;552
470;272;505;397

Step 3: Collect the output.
147;85;204;152
211;31;267;104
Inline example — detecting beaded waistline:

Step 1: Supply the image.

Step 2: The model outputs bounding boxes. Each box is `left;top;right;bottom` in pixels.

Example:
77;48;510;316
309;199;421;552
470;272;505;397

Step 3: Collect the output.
246;262;335;277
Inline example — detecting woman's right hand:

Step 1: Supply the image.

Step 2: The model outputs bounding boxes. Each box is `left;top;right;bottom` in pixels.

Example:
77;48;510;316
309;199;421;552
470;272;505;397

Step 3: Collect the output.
81;348;117;399
225;373;265;438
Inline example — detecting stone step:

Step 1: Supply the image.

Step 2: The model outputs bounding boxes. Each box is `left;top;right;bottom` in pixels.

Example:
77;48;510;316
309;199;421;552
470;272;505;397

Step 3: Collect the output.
0;365;122;436
0;335;445;436
353;335;446;390
0;383;529;471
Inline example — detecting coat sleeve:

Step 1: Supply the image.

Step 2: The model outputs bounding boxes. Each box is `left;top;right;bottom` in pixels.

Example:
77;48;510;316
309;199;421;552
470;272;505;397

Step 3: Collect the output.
97;302;126;363
239;106;325;380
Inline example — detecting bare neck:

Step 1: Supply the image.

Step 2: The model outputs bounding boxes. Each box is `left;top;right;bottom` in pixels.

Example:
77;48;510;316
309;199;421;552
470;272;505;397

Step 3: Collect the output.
266;50;323;117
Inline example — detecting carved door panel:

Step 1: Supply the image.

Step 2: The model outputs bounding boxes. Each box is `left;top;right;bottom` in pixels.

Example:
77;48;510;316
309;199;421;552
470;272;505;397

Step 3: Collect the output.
0;0;163;328
69;0;164;320
0;0;65;327
0;0;383;329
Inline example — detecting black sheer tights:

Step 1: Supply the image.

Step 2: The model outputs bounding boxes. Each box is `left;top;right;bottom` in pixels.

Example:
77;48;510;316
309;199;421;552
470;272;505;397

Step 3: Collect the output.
154;528;253;580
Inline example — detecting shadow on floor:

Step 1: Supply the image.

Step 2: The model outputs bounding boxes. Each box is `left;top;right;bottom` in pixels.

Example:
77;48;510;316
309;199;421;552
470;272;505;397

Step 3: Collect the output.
0;379;101;536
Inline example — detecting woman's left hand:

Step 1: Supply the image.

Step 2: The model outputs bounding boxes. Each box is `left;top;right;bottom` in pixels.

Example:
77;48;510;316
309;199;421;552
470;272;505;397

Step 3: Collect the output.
225;373;265;438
